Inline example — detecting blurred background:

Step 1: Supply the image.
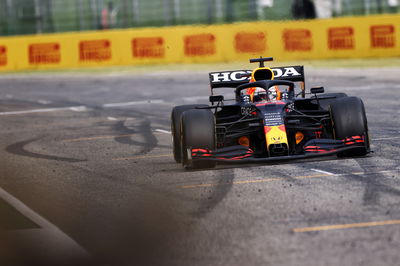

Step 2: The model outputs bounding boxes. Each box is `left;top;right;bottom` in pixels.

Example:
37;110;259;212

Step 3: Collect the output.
0;0;399;36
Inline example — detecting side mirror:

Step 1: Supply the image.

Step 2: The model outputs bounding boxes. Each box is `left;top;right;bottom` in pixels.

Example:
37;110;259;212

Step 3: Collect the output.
209;95;224;103
310;87;324;94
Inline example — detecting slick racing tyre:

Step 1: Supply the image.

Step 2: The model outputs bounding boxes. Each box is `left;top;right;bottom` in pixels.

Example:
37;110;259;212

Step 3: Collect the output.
181;109;216;169
330;96;369;157
315;93;348;110
171;104;207;163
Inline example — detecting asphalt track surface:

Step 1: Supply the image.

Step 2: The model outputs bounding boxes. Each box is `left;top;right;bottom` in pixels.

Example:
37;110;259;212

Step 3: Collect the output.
0;66;399;266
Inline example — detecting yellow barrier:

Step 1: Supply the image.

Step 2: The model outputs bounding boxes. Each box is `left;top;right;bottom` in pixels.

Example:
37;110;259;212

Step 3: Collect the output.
0;14;399;72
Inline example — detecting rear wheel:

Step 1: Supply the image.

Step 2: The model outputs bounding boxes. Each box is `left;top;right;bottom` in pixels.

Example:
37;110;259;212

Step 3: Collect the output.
330;96;369;156
171;104;207;163
181;109;216;169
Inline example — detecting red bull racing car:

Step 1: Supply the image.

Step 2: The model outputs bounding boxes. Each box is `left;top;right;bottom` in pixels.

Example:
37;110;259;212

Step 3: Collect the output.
171;57;370;169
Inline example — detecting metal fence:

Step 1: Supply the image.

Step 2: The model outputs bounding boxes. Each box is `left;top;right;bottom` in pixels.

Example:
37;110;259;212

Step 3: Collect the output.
0;0;399;36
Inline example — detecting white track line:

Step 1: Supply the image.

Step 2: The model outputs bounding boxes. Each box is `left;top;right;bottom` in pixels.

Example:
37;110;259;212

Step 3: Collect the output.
310;169;397;177
0;186;55;229
310;169;336;175
102;99;165;108
0;99;168;116
154;129;171;134
372;136;400;141
69;106;89;112
0;105;87;116
37;99;52;105
0;186;88;256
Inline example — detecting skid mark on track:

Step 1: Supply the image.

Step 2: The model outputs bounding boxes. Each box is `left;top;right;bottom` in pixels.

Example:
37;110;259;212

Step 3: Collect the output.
6;138;86;163
112;154;171;161
112;120;136;146
61;134;137;143
112;120;160;154
191;168;235;218
138;119;158;154
61;130;169;144
354;161;400;206
304;153;400;206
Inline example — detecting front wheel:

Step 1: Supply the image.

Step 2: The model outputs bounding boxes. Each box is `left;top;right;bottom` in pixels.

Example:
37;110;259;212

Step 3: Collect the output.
171;104;207;163
181;109;216;169
330;96;369;157
315;93;348;110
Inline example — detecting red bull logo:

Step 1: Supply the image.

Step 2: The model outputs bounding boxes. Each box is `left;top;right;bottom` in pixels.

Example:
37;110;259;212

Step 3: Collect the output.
370;25;395;48
235;32;266;53
283;29;313;51
0;46;6;66
29;43;61;64
132;37;165;58
328;27;354;50
79;39;112;62
184;33;216;56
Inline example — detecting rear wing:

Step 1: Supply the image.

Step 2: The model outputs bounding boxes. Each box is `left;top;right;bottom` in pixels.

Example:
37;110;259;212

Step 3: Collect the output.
209;66;304;89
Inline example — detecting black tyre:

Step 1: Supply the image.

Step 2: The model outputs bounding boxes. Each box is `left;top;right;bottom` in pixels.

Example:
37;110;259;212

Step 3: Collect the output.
171;104;207;163
319;93;348;98
330;96;369;156
315;93;348;110
181;109;216;169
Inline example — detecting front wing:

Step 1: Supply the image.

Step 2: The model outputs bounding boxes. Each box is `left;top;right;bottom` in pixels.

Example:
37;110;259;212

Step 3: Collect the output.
191;136;368;164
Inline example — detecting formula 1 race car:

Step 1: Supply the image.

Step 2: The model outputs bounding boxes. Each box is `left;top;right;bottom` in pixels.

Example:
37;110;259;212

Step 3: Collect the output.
171;57;370;169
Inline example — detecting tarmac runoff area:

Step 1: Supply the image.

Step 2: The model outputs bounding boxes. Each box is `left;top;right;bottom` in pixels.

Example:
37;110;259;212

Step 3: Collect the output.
0;65;399;266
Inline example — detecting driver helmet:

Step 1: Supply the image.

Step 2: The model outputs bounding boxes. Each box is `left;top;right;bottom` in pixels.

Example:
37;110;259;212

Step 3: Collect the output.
267;86;282;101
241;87;268;102
253;87;268;102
